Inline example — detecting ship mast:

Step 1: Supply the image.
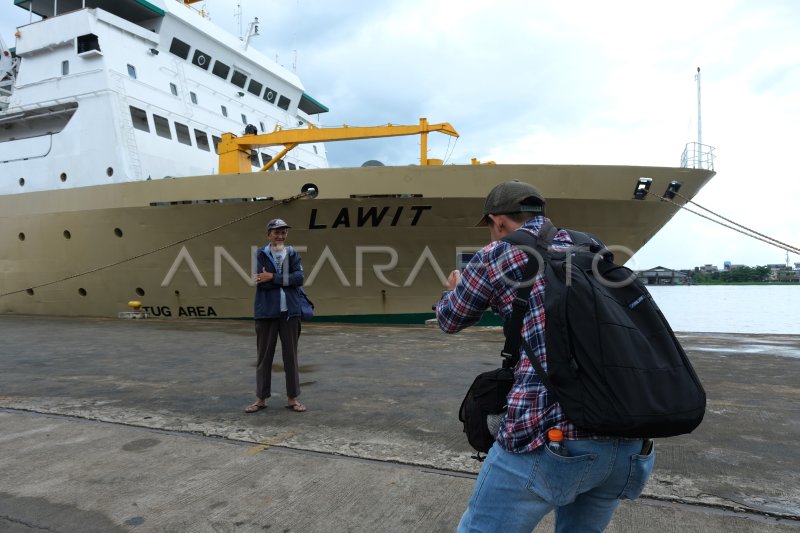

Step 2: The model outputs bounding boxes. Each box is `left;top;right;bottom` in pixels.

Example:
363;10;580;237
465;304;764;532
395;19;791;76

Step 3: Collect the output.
235;3;259;49
695;67;702;146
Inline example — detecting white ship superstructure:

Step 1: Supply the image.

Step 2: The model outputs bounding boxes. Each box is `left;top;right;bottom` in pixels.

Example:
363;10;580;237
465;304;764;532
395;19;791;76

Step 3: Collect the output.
0;0;329;195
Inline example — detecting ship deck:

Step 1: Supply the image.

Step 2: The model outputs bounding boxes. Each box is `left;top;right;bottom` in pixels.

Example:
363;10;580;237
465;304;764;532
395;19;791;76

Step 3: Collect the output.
1;316;797;531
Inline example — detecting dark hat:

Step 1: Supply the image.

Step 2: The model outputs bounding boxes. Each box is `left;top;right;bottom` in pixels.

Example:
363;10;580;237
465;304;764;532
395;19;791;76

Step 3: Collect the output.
266;218;291;231
476;180;545;226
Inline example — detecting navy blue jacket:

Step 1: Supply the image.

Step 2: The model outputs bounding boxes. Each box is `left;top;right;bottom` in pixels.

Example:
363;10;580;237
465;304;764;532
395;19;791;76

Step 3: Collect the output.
254;245;305;319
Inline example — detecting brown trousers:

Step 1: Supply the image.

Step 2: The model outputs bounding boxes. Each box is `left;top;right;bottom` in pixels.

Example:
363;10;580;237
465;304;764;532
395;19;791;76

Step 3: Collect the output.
255;316;301;400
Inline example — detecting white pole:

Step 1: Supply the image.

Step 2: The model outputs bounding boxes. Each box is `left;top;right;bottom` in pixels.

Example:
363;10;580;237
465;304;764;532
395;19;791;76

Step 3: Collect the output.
696;67;702;147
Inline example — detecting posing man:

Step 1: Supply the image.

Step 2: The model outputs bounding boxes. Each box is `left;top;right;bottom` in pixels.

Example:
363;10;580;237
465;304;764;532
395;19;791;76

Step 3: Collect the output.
436;180;654;532
245;218;307;414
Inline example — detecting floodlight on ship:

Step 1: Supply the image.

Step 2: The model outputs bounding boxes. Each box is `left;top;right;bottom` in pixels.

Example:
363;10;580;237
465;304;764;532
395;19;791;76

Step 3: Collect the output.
633;177;652;200
663;181;682;200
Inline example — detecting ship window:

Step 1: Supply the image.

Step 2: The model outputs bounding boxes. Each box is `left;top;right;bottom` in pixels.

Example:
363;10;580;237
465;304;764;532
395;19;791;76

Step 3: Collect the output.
277;95;290;110
241;114;247;125
263;87;276;103
129;106;150;132
212;135;221;154
194;129;210;151
259;121;265;132
261;153;272;167
250;151;260;167
153;114;172;139
169;38;190;60
221;105;228;117
287;162;296;170
77;33;100;54
230;69;247;88
192;49;211;70
190;92;198;104
61;60;69;75
276;160;286;171
313;145;318;154
170;83;178;96
247;79;263;96
127;64;137;80
175;122;192;146
212;60;230;80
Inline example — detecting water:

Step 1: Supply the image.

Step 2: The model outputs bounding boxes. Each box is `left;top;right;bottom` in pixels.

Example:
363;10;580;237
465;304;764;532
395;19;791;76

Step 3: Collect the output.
647;285;800;335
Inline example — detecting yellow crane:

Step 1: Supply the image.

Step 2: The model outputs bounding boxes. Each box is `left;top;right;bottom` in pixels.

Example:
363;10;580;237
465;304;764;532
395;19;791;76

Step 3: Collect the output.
217;117;459;174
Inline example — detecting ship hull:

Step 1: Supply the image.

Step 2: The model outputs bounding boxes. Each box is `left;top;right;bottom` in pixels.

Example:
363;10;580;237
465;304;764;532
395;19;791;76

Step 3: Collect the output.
0;163;715;321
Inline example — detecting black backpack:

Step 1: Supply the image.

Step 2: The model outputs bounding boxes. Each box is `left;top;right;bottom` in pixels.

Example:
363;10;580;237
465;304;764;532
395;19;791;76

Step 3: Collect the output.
503;222;706;438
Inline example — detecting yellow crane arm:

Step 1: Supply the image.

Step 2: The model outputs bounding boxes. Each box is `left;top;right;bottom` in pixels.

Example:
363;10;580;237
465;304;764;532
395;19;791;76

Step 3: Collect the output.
217;117;459;174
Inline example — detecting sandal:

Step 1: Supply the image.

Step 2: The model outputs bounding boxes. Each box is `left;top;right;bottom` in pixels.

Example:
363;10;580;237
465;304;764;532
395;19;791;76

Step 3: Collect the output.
245;402;267;413
285;402;306;413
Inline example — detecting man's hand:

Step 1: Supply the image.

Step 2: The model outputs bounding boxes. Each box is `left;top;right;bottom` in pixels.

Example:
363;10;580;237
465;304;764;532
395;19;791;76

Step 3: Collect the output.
447;270;461;291
255;267;274;284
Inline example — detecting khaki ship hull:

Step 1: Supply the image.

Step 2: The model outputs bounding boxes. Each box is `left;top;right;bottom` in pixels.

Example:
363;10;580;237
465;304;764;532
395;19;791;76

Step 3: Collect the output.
0;164;715;321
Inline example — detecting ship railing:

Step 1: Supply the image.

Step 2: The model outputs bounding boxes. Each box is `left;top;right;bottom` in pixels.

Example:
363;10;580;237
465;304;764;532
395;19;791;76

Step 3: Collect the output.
0;58;18;111
680;142;715;171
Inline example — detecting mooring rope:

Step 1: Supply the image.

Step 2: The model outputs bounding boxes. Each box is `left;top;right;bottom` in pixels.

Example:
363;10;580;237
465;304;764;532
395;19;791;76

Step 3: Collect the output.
0;191;312;298
650;190;800;255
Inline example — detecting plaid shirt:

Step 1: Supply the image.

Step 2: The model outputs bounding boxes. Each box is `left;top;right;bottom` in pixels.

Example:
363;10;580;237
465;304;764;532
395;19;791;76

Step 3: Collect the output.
437;216;598;453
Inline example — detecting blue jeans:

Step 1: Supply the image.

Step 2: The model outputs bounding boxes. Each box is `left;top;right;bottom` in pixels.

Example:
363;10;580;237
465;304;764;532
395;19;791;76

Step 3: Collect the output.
458;438;655;533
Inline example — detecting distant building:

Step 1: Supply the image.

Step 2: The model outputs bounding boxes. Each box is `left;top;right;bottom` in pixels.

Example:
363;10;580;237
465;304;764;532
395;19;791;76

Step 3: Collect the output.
637;266;689;285
766;263;800;282
697;264;718;273
767;264;783;281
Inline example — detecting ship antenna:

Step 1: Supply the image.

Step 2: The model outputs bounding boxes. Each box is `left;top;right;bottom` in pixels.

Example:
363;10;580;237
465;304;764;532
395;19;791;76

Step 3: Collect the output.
236;2;243;41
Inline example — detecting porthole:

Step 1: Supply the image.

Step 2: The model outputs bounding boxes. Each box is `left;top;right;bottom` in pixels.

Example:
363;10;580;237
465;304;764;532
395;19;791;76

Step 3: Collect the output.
60;172;67;182
63;230;72;239
18;232;25;241
114;227;123;237
107;167;114;177
78;288;87;296
18;178;25;186
136;287;145;296
174;290;181;295
26;288;34;295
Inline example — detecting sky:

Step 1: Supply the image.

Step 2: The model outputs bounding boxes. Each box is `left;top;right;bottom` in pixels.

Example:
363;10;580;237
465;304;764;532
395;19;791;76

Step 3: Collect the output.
2;0;799;270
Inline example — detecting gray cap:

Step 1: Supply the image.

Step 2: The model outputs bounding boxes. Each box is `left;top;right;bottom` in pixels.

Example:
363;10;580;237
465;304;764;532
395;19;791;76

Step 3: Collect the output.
266;218;291;231
476;180;545;226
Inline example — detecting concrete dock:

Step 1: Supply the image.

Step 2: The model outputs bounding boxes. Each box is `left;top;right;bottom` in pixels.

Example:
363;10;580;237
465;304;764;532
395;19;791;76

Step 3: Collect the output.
0;315;798;532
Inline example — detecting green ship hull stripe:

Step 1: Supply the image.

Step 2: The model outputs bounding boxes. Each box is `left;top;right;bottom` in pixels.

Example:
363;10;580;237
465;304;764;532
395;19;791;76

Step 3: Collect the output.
221;311;502;326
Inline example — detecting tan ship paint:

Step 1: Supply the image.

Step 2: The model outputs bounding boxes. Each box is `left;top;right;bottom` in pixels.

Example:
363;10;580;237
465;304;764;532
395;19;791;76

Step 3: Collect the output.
0;163;715;320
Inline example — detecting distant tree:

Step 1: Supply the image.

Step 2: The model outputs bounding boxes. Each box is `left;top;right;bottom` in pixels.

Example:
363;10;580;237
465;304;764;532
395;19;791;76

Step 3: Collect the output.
691;265;770;283
753;265;770;281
